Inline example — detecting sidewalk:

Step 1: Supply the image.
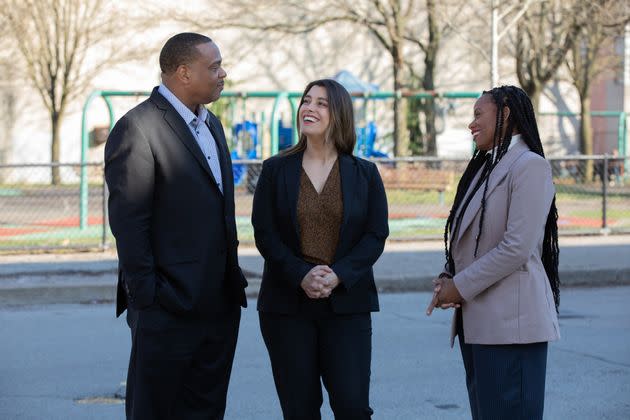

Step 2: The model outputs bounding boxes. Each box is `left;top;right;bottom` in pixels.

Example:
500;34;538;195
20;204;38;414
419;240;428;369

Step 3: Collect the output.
1;235;630;306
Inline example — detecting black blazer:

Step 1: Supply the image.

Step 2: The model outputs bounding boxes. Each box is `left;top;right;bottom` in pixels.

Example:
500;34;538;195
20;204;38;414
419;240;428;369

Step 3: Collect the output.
252;151;389;314
105;87;247;317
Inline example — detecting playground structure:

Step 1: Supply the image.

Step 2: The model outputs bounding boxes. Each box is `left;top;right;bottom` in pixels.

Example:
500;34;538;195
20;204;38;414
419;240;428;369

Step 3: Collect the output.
0;84;628;252
79;90;628;231
78;88;415;228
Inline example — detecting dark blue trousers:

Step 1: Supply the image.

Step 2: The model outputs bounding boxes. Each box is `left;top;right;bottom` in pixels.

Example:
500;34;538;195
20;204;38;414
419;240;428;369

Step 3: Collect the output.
457;311;548;420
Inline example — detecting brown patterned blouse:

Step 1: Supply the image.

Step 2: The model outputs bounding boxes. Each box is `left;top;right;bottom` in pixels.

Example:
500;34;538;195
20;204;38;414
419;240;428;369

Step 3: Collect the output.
297;159;343;266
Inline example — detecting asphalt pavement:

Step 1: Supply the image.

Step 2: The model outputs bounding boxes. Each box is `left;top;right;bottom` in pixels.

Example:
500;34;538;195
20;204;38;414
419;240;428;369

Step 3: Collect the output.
1;288;629;419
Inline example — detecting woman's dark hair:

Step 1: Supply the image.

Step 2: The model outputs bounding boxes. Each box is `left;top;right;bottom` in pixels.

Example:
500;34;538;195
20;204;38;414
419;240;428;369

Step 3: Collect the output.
283;79;356;156
444;85;560;310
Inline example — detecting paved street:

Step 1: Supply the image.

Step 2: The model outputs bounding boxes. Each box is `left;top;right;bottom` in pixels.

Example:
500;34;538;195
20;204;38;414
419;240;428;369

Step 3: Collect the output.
1;287;629;420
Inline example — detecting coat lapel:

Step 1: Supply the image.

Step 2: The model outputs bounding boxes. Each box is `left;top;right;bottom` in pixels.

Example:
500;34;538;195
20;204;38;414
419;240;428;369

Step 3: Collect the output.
338;154;356;241
150;88;218;185
206;114;230;198
456;141;531;243
284;151;303;237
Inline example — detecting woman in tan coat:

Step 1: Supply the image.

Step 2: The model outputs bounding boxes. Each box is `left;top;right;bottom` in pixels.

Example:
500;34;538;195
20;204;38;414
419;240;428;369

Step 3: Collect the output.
427;85;560;420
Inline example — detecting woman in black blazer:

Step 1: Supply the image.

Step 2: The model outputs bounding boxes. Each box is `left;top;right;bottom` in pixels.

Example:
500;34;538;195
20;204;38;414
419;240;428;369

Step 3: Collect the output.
252;79;389;420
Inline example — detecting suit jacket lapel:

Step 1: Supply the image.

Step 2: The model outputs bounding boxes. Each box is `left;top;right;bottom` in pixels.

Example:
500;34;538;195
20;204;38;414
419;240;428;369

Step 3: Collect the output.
206;114;230;198
338;154;355;241
150;88;218;185
456;141;531;243
284;151;303;238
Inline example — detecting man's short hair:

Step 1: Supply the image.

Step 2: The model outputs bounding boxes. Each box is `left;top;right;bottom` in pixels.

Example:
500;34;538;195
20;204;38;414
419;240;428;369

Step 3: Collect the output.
159;32;213;74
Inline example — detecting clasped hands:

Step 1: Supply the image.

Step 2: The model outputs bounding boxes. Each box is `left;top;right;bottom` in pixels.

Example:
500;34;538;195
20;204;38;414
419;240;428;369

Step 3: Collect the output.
301;265;339;299
425;273;463;316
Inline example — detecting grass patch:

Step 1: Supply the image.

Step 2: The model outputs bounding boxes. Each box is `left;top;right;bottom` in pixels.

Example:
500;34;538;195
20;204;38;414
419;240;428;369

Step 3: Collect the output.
567;208;630;219
385;189;456;205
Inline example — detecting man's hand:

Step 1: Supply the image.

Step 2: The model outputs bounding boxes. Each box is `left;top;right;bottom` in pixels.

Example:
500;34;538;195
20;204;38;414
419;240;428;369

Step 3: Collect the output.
301;265;332;298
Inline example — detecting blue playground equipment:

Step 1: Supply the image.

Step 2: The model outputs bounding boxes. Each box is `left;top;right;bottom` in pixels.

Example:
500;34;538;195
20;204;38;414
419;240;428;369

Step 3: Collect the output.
278;120;293;152
355;121;388;158
230;118;295;186
231;120;259;185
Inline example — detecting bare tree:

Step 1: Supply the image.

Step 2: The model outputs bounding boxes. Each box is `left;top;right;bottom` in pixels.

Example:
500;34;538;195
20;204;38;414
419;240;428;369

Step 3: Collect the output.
565;0;629;181
513;0;582;112
405;0;450;156
0;13;16;173
0;64;16;172
172;0;453;156
0;0;151;184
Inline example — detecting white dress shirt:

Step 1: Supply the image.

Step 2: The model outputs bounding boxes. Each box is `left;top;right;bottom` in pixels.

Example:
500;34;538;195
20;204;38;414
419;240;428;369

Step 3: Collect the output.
158;84;223;194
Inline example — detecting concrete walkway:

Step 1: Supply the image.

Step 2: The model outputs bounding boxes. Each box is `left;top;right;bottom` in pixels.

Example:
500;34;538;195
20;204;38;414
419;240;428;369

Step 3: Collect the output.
1;235;630;305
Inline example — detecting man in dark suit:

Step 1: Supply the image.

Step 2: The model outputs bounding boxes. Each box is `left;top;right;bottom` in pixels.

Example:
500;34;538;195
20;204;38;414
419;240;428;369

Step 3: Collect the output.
104;32;247;420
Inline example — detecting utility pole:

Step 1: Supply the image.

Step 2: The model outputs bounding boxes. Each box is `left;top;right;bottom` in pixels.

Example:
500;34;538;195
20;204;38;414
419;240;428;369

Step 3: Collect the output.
490;0;535;86
491;0;499;86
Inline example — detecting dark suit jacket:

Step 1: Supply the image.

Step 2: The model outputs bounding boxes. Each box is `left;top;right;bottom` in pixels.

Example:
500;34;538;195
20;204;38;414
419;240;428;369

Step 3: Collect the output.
252;151;389;314
105;87;247;318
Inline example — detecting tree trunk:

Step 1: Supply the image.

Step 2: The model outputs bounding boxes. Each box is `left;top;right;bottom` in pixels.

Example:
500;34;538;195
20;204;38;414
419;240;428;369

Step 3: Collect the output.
528;87;542;115
407;96;424;155
422;99;437;155
423;0;439;156
519;73;542;116
0;85;16;183
422;56;437;156
579;95;594;182
392;54;409;157
51;111;61;185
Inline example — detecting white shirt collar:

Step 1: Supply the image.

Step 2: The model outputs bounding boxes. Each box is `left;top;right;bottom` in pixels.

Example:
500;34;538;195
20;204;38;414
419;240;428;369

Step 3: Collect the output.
487;134;523;156
158;83;208;127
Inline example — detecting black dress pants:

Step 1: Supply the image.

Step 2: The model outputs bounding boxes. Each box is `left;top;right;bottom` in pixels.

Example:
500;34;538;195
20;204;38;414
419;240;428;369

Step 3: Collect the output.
125;305;240;420
259;308;373;420
457;310;548;420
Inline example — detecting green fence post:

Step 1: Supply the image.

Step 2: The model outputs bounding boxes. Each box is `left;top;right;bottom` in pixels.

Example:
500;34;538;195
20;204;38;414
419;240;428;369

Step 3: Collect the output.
80;90;103;230
270;92;288;156
625;113;629;178
260;111;266;158
289;97;299;146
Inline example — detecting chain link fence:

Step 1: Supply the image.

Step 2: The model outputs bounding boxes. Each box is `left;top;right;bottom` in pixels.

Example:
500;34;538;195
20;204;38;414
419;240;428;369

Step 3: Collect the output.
1;156;628;252
0;163;107;252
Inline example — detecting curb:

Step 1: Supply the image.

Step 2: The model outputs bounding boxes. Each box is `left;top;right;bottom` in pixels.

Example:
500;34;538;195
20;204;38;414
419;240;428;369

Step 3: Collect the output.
0;284;117;306
377;269;630;293
1;268;629;306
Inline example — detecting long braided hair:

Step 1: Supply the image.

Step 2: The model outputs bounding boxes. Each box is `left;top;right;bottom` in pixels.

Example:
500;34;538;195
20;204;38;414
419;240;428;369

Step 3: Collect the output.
444;85;560;310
